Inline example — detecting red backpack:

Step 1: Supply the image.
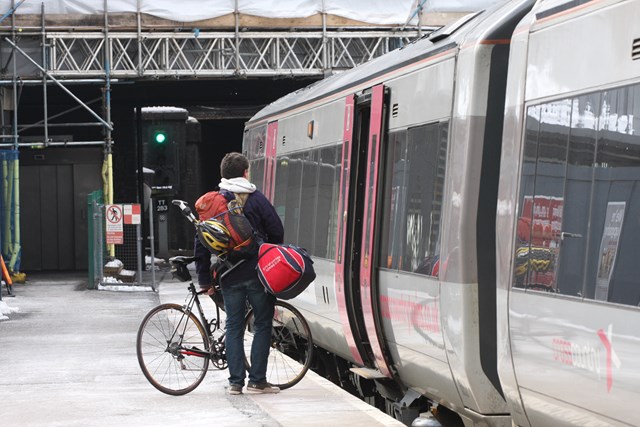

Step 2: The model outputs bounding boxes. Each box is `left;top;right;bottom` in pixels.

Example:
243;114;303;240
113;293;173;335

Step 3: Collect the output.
194;191;229;221
194;191;257;261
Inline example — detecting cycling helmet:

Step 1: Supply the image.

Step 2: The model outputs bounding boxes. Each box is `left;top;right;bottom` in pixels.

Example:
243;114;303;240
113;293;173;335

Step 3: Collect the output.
197;219;231;254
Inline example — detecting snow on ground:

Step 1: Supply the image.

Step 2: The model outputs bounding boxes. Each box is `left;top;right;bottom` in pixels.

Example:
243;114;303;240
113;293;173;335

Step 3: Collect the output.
98;283;154;292
0;299;19;321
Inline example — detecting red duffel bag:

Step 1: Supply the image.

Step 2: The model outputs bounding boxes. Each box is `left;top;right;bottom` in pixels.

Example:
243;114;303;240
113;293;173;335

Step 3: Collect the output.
256;244;316;300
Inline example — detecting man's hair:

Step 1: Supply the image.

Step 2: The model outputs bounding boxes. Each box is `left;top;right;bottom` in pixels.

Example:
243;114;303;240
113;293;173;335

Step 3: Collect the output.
220;152;249;179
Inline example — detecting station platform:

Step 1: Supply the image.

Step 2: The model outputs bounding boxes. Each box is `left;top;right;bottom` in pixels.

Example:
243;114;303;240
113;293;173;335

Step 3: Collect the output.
0;271;406;427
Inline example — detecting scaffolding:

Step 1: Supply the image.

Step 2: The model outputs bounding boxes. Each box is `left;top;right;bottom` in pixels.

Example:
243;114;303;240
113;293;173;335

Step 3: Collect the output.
0;2;424;142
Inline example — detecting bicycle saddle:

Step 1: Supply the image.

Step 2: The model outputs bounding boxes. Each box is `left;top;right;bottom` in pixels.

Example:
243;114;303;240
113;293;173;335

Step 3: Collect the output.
169;255;197;266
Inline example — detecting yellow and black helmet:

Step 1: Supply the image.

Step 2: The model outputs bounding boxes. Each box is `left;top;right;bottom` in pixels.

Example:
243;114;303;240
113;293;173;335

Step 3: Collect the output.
197;219;231;254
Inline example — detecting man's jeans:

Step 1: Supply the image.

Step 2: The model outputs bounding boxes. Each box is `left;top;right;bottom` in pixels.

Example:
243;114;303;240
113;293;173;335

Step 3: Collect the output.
221;277;275;386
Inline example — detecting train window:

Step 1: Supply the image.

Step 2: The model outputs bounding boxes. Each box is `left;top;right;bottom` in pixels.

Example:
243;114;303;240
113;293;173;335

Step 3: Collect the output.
315;146;340;259
250;159;265;193
299;151;319;254
378;122;448;276
273;146;341;259
245;125;266;159
379;130;408;270
274;155;294;242
245;125;266;192
555;94;599;297
513;105;540;289
513;83;640;307
285;153;304;245
585;85;640;305
514;100;570;292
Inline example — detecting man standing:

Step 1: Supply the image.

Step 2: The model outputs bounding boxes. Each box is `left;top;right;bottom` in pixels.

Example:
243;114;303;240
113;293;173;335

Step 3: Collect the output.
195;152;284;395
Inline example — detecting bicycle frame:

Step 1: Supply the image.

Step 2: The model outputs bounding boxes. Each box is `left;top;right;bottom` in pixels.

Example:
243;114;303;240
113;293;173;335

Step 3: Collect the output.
172;282;224;360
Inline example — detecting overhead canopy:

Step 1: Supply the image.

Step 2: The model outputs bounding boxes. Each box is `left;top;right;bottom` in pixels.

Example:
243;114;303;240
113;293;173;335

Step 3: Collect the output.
0;0;503;26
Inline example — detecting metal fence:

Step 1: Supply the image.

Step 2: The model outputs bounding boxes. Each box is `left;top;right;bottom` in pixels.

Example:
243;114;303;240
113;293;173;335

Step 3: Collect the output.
88;193;158;291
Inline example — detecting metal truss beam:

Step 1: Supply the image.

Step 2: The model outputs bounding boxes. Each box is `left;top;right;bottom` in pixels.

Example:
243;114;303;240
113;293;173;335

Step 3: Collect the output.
44;30;419;78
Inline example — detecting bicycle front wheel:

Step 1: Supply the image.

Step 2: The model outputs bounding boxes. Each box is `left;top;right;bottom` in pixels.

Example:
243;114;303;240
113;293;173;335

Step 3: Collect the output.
136;303;210;395
244;300;313;389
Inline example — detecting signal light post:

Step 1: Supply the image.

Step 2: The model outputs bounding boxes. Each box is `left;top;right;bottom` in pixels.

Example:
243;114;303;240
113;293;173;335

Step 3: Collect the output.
148;128;172;259
142;108;188;259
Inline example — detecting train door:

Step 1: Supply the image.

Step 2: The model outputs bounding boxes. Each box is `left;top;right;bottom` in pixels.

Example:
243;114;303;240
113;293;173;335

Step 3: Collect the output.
334;85;394;377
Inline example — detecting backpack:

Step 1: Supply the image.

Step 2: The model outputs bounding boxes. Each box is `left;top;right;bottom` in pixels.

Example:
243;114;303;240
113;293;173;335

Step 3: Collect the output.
256;244;316;299
195;191;259;261
194;191;229;221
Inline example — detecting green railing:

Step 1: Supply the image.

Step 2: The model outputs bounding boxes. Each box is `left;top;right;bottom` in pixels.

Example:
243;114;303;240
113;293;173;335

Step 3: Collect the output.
87;189;104;289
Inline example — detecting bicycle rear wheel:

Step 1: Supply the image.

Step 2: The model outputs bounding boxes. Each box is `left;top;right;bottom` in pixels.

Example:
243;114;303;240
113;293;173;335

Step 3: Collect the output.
136;303;210;395
243;300;313;389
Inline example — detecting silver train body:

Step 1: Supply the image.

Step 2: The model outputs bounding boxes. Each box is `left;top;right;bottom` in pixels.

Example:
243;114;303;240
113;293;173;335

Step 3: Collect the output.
242;1;640;425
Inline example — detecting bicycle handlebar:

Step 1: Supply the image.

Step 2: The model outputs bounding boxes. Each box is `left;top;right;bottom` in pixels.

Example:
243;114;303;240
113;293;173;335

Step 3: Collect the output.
172;199;198;225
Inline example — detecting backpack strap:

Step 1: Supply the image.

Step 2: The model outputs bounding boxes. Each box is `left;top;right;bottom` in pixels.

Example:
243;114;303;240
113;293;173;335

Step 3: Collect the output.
228;192;250;212
234;193;249;207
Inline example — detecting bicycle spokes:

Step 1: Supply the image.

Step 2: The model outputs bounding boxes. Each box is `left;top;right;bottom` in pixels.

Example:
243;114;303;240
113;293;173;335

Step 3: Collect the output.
137;304;210;395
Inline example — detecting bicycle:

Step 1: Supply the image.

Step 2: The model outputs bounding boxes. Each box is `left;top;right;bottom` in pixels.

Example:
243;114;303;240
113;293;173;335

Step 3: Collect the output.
136;201;314;396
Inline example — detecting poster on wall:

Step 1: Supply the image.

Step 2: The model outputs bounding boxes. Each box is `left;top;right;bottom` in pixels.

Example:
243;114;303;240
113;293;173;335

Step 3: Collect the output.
595;201;626;301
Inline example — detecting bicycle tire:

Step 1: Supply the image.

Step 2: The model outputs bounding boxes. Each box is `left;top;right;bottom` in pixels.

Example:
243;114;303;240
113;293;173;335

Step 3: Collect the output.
136;303;210;395
243;300;313;389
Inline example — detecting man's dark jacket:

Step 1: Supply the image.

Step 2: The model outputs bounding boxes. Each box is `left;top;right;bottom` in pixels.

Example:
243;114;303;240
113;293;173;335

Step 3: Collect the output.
195;189;284;287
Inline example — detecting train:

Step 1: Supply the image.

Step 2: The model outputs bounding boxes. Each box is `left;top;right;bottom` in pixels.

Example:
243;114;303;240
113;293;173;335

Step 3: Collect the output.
241;0;640;425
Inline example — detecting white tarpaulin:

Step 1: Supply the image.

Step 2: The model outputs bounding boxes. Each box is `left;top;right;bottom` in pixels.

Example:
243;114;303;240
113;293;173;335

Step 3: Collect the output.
0;0;502;24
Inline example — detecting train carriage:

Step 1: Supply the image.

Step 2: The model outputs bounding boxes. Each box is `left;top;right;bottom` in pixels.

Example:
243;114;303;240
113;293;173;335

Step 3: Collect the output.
497;0;640;426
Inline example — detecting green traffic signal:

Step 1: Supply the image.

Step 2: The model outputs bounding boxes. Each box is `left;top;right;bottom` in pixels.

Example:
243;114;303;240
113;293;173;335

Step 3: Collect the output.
153;130;167;144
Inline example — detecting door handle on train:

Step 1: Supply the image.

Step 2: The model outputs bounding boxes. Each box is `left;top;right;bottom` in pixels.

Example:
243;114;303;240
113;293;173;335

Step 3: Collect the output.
560;231;582;240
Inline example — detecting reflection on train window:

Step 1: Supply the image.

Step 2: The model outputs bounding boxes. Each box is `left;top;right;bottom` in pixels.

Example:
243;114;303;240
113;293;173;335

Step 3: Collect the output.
378;122;448;276
273;145;341;259
556;94;598;297
513;83;640;307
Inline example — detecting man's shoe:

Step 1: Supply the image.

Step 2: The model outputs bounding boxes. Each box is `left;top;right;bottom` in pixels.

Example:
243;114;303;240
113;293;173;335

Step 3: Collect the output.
228;384;243;395
246;382;280;394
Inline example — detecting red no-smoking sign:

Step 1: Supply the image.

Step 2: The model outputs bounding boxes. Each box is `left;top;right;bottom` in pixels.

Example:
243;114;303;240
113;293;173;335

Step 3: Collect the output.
106;204;124;245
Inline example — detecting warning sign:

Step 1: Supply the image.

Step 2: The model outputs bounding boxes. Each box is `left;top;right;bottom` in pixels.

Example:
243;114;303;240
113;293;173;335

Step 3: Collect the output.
124;204;141;225
106;204;124;245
